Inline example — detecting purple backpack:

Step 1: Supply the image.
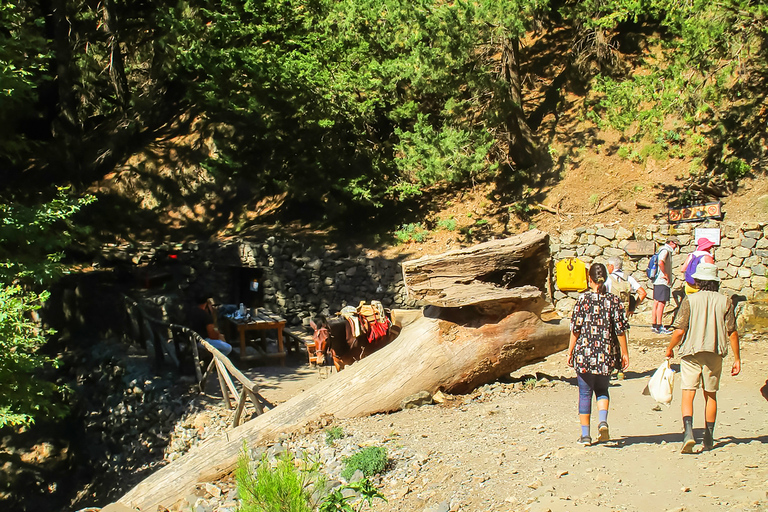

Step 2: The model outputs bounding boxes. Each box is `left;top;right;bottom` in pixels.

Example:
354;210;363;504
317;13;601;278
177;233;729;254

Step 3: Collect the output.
685;254;706;285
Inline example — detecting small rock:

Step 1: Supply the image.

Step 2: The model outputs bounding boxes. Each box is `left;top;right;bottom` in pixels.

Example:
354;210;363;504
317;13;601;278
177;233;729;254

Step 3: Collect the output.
204;483;221;498
527;479;542;490
400;391;433;410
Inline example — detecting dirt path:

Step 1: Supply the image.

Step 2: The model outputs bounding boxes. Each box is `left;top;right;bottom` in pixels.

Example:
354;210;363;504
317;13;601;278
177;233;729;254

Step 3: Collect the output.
374;329;768;512
276;327;768;512
190;328;767;512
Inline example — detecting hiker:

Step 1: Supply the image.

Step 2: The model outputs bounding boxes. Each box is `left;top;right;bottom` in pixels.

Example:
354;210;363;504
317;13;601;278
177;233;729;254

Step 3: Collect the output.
189;295;233;356
567;263;630;446
605;256;647;318
651;237;679;334
680;237;715;295
665;262;740;453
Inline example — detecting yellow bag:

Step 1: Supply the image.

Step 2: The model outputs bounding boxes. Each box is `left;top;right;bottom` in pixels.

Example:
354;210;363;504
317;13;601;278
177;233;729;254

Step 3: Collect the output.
556;258;587;292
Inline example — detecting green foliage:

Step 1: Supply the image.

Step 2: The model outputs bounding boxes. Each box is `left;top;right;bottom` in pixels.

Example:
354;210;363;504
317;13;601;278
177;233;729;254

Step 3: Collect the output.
236;450;324;512
0;189;96;286
325;427;345;446
394;223;429;244
0;189;93;427
0;2;49;164
236;446;385;512
0;286;65;428
341;446;388;480
576;0;768;190
319;478;386;512
392;114;495;200
723;157;751;181
437;217;457;231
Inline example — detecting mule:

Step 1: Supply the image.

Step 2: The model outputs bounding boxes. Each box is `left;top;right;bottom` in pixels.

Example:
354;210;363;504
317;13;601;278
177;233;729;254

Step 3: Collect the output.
310;313;399;371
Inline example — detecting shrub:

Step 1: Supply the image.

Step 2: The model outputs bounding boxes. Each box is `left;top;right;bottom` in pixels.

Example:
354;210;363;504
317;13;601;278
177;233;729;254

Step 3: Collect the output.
325;427;345;446
394;223;429;244
236;450;324;512
340;446;388;480
437;217;457;231
319;478;387;512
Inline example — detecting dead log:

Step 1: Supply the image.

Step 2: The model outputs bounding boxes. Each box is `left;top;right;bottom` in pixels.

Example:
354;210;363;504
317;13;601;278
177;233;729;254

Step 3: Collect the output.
117;304;569;511
400;230;550;309
595;200;619;214
635;200;652;209
115;230;569;511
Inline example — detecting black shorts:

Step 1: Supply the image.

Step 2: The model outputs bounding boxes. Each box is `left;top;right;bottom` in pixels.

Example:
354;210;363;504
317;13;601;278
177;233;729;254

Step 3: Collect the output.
653;284;670;302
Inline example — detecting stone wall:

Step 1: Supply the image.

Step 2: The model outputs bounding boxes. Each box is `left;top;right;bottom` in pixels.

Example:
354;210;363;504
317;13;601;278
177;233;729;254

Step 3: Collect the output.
550;220;768;319
95;238;416;330
84;221;766;336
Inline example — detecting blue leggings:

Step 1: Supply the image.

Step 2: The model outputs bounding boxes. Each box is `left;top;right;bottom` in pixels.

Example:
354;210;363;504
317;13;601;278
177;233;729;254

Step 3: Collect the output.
577;373;610;415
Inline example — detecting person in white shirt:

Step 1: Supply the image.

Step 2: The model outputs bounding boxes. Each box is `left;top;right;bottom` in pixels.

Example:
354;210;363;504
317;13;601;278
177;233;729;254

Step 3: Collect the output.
651;238;679;334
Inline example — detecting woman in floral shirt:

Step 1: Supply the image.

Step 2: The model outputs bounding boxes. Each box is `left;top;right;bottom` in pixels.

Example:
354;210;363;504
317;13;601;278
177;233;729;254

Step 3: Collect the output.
567;262;630;446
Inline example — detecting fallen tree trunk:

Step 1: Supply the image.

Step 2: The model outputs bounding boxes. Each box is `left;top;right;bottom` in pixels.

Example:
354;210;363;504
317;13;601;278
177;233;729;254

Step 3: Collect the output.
117;231;568;510
117;304;569;511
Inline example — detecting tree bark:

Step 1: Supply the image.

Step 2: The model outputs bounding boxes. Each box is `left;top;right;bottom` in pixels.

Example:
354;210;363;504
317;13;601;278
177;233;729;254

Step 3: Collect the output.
117;305;569;511
102;0;131;107
401;229;550;310
501;34;537;168
115;232;566;510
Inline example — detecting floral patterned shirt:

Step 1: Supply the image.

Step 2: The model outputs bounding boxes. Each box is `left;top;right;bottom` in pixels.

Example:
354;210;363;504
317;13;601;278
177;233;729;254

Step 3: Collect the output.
570;291;629;375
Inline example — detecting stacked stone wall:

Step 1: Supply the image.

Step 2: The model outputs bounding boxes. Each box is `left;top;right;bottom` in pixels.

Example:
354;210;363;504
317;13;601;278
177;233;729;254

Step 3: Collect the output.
91;220;766;332
550;220;768;318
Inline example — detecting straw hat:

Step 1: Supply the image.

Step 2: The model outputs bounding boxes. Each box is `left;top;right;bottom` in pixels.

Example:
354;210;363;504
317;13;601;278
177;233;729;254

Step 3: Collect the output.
691;262;720;282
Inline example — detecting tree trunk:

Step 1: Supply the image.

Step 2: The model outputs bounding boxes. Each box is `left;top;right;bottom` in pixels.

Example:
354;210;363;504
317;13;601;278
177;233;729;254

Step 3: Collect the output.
501;34;537;168
115;231;566;510
401;229;550;310
102;0;131;107
117;305;569;511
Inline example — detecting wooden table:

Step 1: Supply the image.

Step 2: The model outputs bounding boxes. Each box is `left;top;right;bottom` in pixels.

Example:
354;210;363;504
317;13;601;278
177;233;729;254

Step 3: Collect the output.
227;308;287;365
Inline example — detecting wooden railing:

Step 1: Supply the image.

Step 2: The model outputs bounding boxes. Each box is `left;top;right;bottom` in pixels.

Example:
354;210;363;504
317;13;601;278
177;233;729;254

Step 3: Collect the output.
122;295;271;427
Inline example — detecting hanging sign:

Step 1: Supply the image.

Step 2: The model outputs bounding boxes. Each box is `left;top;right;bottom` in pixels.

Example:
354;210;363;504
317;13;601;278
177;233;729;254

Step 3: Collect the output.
668;201;722;223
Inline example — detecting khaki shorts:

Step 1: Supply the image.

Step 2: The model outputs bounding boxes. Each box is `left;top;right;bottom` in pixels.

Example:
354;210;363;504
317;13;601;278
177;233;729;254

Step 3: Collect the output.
680;353;723;392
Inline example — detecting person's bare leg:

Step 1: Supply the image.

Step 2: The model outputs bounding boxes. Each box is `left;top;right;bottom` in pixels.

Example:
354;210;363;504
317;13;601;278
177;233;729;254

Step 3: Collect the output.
702;390;717;450
681;389;696;453
652;300;664;329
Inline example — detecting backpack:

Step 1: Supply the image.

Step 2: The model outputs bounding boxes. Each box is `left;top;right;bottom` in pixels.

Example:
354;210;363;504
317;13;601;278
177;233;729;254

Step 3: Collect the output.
646;250;661;280
609;274;631;313
684;253;705;285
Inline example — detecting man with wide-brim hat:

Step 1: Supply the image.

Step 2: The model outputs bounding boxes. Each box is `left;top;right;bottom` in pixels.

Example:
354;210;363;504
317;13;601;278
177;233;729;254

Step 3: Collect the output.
665;262;741;453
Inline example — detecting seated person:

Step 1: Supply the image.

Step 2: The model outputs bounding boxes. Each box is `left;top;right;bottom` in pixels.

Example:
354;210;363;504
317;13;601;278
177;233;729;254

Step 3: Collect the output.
189;295;233;356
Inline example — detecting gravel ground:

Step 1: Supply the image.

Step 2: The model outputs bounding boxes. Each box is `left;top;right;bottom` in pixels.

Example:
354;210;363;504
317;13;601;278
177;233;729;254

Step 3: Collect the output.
162;327;768;512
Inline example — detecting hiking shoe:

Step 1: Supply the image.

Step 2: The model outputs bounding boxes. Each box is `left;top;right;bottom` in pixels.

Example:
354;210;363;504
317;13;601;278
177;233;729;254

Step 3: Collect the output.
681;432;696;454
577;435;592;446
597;422;610;443
660;327;675;335
651;326;661;334
702;430;714;451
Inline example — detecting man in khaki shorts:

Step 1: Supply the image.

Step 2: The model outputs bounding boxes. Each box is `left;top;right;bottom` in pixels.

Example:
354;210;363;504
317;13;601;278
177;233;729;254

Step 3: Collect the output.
665;262;741;453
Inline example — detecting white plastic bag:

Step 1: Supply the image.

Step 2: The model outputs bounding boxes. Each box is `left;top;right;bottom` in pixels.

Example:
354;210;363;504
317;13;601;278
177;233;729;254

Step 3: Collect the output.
643;359;676;404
